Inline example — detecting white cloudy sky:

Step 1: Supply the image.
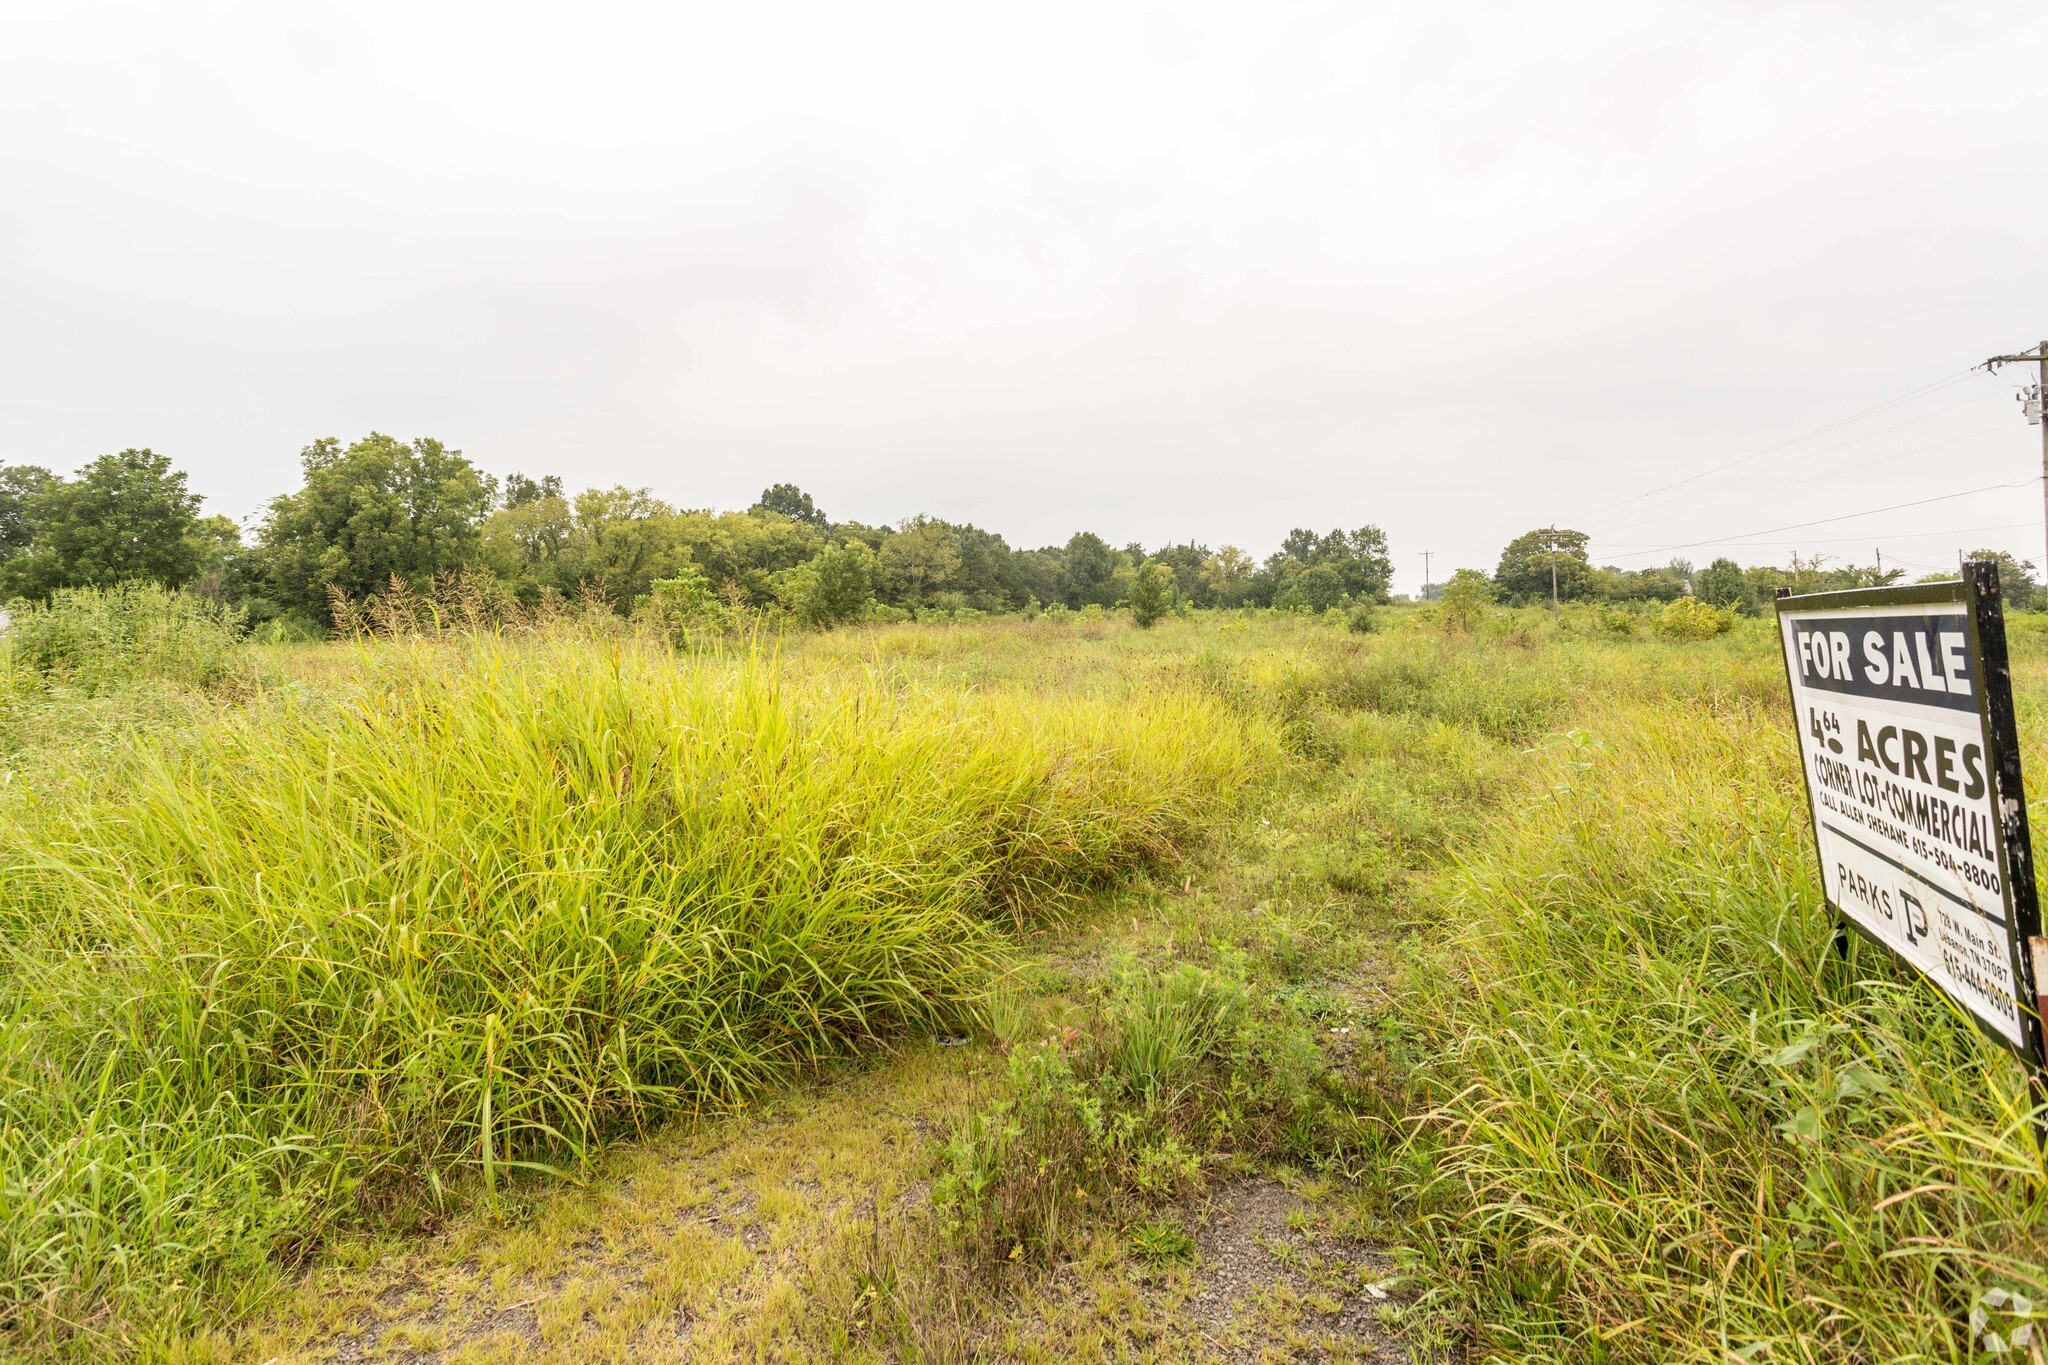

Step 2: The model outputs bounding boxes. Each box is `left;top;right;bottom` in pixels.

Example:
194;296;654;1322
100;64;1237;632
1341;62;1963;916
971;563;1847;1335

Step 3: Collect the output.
5;0;2047;590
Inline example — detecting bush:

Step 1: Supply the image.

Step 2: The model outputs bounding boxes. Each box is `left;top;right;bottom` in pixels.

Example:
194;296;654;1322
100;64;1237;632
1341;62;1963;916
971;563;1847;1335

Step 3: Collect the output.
1128;562;1174;629
636;565;728;642
1655;595;1734;640
1439;569;1495;632
4;583;245;695
1593;604;1638;638
934;958;1252;1267
1346;603;1378;634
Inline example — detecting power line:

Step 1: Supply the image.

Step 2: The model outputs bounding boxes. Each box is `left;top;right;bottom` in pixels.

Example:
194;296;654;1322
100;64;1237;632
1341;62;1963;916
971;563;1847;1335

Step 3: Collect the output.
1575;368;1977;524
1591;477;2040;563
1594;520;2040;553
1593;421;2012;538
1584;390;2007;535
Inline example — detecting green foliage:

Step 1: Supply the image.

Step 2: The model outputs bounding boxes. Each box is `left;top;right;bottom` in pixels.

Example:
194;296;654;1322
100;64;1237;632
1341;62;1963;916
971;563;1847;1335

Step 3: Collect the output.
480;490;575;596
1275;561;1346;612
1965;547;2040;610
0;636;1260;1346
1126;1218;1196;1262
878;517;963;611
557;485;691;607
1655;595;1735;640
1590;603;1639;637
1495;525;1591;604
1346;602;1378;634
752;482;829;527
1695;556;1750;612
1127;560;1174;628
259;434;494;619
1438;567;1495;631
3;583;246;695
1200;546;1255;607
637;565;727;641
934;958;1252;1267
1402;652;2048;1361
1;450;212;599
775;540;877;628
500;472;563;508
0;465;53;562
1256;526;1393;607
1060;531;1119;608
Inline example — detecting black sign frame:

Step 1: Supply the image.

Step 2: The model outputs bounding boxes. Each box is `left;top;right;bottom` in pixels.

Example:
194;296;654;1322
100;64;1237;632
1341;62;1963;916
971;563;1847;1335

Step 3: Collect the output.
1776;562;2047;1077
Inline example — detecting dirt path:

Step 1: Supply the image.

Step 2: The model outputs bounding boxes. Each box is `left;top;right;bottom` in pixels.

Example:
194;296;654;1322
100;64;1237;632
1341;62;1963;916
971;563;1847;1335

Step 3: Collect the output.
227;800;1425;1363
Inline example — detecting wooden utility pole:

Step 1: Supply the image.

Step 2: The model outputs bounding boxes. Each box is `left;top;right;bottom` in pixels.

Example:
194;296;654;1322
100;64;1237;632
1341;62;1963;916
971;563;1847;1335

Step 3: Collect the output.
1421;550;1433;601
1549;529;1560;623
1982;340;2048;579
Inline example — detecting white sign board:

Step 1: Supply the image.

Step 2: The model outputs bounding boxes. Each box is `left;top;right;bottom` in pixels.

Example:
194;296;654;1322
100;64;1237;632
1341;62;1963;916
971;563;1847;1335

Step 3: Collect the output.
1777;578;2042;1061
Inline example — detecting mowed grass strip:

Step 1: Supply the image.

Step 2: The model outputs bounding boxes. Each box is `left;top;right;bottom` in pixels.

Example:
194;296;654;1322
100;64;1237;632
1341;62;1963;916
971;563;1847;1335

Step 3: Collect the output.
0;633;1269;1353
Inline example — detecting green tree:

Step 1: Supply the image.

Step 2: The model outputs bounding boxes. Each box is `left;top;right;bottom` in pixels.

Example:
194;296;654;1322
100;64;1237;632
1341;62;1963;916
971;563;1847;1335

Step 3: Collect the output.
481;493;576;599
753;483;828;527
1061;531;1118;607
0;464;53;561
670;508;827;607
1250;525;1393;606
878;517;962;611
1495;526;1592;604
1276;562;1346;612
1439;567;1495;631
1010;546;1065;608
1200;546;1254;606
1964;548;2040;610
501;472;563;508
780;539;876;627
1127;559;1174;627
1695;557;1750;613
1145;542;1212;606
558;486;689;607
2;449;207;599
260;434;495;617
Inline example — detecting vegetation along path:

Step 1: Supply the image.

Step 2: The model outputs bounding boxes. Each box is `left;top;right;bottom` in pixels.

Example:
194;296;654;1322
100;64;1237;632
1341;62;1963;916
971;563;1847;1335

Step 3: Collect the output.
2;596;2044;1362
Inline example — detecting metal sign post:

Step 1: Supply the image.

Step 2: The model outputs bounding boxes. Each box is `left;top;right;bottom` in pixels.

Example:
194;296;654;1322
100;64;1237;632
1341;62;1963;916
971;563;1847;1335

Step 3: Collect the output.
1776;563;2047;1090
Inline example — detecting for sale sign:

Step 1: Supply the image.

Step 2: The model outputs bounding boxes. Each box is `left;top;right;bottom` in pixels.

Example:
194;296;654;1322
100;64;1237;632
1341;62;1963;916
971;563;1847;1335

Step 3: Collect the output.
1777;565;2046;1069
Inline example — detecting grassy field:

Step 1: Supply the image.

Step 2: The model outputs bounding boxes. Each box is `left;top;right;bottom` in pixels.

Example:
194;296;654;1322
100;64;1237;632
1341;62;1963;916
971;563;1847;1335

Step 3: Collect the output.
1;597;2044;1361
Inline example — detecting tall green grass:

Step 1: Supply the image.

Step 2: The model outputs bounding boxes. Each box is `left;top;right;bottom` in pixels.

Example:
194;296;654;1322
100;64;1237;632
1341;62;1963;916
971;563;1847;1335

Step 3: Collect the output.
1403;658;2048;1361
0;633;1265;1352
3;583;246;696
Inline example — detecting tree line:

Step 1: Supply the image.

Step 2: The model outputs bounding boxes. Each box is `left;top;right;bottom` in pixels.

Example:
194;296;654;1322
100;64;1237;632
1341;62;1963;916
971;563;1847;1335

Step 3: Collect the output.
4;439;2029;631
1484;527;2039;614
0;437;1393;629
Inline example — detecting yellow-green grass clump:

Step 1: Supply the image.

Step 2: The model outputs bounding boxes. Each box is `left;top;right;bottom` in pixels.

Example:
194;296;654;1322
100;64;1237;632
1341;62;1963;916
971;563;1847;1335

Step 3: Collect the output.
0;635;1267;1349
1406;673;2048;1362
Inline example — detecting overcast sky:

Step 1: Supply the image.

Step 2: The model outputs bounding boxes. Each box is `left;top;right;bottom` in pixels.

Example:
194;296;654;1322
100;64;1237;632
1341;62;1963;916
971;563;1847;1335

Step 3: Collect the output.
6;1;2048;591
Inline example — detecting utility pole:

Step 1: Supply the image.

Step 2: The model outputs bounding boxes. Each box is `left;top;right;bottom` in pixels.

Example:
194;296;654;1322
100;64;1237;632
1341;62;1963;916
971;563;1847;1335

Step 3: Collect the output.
1421;550;1433;601
1875;547;1883;579
1548;528;1560;624
1982;340;2048;579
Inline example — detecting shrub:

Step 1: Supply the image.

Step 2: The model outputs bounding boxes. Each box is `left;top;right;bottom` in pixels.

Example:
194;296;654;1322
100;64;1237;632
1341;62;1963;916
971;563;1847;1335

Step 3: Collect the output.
1346;602;1378;634
1128;561;1174;629
934;959;1252;1267
3;583;245;694
1655;595;1734;640
1593;604;1638;638
637;565;728;641
1438;569;1494;632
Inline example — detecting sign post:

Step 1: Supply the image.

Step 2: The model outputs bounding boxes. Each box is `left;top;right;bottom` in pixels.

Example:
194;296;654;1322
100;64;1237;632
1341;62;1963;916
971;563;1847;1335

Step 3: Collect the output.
1776;563;2047;1081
